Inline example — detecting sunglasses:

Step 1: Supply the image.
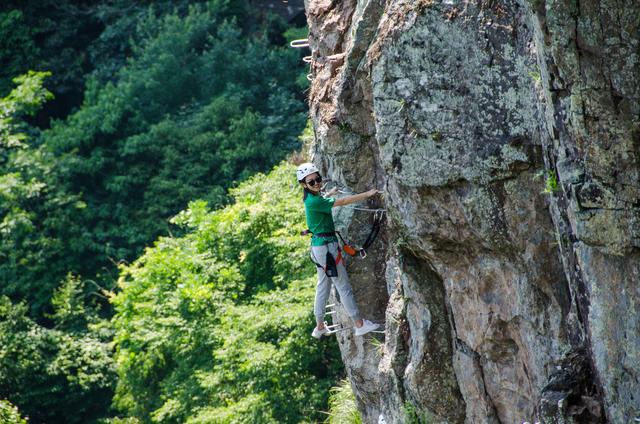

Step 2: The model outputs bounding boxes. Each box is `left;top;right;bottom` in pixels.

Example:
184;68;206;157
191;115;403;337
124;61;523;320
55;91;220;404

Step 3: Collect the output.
305;175;322;187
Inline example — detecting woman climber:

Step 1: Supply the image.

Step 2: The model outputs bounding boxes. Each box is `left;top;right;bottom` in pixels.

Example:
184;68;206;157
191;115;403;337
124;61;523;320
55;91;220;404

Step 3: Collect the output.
297;162;380;338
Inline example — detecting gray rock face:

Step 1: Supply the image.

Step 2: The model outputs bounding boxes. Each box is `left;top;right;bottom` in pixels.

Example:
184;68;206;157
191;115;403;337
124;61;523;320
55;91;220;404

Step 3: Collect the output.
304;0;640;423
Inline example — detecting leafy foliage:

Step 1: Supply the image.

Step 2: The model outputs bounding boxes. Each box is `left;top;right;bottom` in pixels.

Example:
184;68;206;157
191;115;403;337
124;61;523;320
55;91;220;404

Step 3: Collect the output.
0;71;88;316
0;399;28;424
48;273;91;332
44;2;307;296
0;1;104;120
543;170;559;194
112;163;343;423
0;1;216;119
325;379;362;424
534;168;560;194
0;3;335;424
0;71;53;148
0;296;116;424
0;9;39;98
1;2;308;316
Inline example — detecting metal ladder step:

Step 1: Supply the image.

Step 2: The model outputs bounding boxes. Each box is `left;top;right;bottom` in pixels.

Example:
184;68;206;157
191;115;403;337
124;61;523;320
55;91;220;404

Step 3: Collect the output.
325;303;385;335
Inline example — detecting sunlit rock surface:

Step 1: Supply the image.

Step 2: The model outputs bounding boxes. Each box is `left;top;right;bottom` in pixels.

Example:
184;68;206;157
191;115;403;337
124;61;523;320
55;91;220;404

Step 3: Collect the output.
304;0;640;422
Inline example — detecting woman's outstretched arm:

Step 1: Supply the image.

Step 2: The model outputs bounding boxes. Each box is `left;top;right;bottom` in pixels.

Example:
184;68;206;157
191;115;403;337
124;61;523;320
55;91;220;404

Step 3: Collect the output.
333;189;378;207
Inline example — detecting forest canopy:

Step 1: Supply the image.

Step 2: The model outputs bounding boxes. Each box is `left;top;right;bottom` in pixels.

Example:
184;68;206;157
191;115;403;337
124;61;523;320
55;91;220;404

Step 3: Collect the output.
112;164;342;423
0;0;308;316
0;1;348;423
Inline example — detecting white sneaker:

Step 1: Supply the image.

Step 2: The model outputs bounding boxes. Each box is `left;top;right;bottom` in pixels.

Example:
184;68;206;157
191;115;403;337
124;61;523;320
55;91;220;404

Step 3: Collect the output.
312;324;329;339
354;319;379;336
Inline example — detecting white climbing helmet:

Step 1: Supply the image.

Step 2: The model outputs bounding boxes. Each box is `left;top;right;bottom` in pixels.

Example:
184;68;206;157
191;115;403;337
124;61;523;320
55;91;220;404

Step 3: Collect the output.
296;162;320;182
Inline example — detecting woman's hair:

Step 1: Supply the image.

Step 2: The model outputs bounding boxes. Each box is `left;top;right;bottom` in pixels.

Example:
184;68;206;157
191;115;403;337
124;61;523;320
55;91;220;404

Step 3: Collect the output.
301;173;321;202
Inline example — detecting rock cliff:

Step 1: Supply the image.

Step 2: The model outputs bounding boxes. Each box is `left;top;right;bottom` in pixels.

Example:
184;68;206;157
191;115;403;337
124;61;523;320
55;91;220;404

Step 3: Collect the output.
303;0;640;423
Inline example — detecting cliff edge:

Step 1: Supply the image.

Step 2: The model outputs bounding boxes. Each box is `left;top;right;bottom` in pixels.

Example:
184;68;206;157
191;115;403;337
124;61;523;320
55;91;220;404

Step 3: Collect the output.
303;0;640;423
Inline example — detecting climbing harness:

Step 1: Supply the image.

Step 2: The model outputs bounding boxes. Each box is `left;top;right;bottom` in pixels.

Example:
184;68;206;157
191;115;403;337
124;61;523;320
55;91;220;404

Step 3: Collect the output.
330;208;385;259
301;180;386;259
335;231;358;257
307;237;343;278
303;213;384;261
359;209;384;257
324;249;339;277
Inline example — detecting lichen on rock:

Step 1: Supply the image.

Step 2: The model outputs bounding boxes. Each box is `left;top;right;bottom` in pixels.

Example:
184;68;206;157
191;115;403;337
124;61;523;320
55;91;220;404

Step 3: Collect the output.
304;0;640;422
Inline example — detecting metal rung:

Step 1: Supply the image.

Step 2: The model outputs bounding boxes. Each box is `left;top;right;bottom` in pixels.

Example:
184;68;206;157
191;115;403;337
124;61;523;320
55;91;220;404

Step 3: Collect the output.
303;55;312;63
290;38;309;48
326;324;352;334
325;304;346;334
325;304;338;315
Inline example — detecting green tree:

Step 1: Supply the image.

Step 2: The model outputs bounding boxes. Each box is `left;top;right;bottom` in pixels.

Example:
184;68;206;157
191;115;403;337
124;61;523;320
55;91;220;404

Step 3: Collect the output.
0;296;116;424
326;379;362;424
0;1;103;120
0;72;92;317
0;1;208;119
0;71;88;316
48;273;90;332
0;399;28;424
41;3;307;299
0;9;39;97
0;70;116;424
0;4;319;424
112;163;342;423
1;4;308;317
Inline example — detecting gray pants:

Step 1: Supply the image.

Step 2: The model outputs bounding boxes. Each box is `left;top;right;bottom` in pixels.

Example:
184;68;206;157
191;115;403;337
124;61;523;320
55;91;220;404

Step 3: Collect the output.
311;242;360;325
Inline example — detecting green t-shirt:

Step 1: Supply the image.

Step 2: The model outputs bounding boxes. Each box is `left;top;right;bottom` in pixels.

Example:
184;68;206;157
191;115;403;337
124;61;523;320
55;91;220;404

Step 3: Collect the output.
304;192;337;246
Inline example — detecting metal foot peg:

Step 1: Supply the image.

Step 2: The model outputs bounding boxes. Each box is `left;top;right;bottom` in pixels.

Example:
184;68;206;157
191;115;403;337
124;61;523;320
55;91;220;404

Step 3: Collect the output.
325;304;352;334
290;38;310;48
324;304;385;335
326;323;351;334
